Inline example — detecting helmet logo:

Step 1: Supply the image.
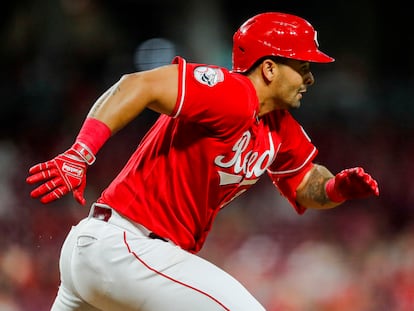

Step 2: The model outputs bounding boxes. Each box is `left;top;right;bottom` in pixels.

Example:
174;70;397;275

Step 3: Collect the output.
314;31;320;47
194;66;224;87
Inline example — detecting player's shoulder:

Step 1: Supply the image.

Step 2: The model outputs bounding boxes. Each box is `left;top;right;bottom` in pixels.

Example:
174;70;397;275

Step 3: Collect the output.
174;56;249;88
174;56;257;118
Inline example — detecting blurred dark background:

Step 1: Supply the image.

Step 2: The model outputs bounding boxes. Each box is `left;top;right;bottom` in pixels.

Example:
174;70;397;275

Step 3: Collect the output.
1;0;413;310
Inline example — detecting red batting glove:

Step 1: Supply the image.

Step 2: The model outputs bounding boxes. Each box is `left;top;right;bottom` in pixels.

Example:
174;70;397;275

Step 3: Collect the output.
26;142;95;205
325;167;379;203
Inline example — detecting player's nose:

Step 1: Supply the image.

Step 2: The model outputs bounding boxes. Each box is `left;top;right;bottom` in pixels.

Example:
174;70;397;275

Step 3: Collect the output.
304;72;314;86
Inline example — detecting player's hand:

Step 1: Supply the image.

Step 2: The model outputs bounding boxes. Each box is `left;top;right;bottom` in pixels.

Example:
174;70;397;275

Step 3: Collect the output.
325;167;379;203
26;142;95;205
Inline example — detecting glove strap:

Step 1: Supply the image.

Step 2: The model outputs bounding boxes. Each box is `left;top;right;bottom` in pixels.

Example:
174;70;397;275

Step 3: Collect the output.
72;141;96;165
325;178;346;203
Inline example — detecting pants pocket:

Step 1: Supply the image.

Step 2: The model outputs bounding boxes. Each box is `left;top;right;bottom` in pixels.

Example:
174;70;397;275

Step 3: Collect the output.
77;235;97;247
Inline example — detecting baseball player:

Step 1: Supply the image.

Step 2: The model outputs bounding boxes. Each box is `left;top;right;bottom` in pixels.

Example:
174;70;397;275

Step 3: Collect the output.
26;12;379;311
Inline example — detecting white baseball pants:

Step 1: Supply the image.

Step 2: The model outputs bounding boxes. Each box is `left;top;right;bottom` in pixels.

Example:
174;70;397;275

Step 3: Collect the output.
51;204;266;311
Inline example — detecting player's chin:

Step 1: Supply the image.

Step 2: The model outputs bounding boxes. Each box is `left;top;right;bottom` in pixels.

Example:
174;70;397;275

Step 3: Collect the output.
290;100;301;109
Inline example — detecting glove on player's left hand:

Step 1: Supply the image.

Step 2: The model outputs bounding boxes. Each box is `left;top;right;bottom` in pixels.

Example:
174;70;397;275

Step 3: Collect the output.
325;167;379;203
26;142;95;205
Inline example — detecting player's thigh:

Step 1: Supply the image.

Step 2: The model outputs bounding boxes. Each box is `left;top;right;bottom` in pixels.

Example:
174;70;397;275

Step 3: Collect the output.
114;231;266;311
51;283;100;311
67;220;264;311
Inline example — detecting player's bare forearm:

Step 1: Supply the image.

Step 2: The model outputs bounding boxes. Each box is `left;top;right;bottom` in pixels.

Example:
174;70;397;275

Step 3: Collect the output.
86;65;178;133
295;164;341;209
86;74;152;133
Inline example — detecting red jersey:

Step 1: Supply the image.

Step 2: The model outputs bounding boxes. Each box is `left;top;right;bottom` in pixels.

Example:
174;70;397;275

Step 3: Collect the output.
98;56;317;253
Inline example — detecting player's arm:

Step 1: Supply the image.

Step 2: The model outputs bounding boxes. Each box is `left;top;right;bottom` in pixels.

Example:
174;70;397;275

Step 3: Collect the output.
295;164;379;209
87;64;178;133
26;64;179;205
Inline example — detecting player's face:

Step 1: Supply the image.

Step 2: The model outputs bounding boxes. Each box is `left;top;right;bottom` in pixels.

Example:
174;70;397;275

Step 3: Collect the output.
272;59;314;109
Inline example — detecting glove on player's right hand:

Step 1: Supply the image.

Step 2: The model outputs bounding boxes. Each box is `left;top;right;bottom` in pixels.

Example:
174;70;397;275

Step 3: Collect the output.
325;167;379;203
26;142;95;205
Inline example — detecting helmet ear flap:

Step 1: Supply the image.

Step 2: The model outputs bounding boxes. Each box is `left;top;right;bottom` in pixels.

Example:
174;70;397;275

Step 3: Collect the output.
232;12;334;73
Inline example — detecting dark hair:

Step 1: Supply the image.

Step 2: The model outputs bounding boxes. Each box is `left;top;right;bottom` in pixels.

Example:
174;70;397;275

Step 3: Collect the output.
242;56;287;75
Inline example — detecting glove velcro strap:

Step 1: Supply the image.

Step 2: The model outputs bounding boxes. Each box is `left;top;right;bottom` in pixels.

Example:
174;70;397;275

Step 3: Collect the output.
72;142;96;165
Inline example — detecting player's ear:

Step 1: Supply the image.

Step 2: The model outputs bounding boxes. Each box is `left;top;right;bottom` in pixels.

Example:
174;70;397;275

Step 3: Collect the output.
261;58;278;82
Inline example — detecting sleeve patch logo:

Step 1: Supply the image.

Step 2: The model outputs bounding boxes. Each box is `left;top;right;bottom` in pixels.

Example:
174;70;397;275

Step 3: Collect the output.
194;66;224;87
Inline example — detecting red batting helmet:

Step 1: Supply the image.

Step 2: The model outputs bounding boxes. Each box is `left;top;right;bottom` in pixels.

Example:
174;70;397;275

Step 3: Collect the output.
232;12;335;72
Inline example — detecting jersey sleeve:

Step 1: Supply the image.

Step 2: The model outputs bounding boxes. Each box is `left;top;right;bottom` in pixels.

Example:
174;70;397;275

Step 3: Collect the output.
267;111;318;214
170;56;258;135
